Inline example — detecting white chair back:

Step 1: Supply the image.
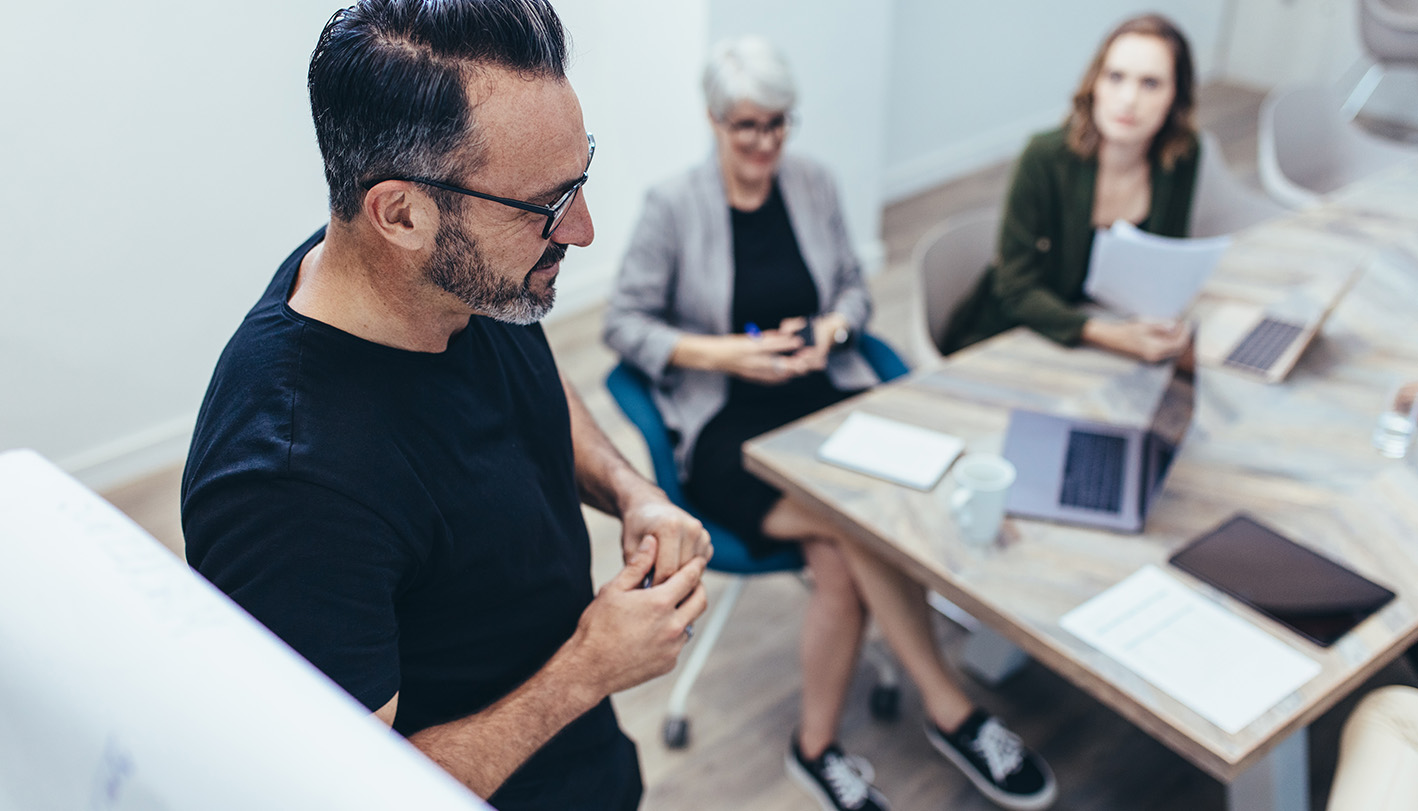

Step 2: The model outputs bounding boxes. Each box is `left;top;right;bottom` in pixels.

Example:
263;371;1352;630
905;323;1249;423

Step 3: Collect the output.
1188;131;1287;238
910;207;1000;360
1361;0;1418;65
1345;0;1418;118
1259;84;1415;209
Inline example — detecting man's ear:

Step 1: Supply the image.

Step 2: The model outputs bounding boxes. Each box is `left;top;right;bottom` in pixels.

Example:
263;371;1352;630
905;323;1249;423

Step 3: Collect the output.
362;181;438;252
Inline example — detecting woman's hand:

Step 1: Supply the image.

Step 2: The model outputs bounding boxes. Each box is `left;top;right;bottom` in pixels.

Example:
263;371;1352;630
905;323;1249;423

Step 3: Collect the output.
776;314;849;373
1082;318;1191;363
669;331;810;384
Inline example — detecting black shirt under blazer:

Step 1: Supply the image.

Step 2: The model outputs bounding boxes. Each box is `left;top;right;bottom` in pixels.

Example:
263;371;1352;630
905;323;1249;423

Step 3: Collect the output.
603;152;878;479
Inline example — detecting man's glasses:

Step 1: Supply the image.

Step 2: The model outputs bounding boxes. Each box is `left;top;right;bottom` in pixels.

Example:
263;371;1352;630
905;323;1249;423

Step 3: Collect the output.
363;133;595;239
720;113;794;144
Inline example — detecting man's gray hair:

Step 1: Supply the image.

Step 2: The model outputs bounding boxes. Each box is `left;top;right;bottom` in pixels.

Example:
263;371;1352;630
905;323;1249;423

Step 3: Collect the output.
702;36;796;120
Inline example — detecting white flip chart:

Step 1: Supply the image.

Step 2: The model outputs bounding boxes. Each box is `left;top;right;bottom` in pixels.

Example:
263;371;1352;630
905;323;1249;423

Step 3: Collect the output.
0;449;491;811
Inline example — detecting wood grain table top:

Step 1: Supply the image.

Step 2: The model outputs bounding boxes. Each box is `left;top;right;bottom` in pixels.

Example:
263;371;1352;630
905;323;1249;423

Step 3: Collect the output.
744;161;1418;782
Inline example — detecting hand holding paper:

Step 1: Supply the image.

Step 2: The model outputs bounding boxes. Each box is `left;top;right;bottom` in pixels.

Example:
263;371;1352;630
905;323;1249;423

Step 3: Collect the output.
1084;221;1231;320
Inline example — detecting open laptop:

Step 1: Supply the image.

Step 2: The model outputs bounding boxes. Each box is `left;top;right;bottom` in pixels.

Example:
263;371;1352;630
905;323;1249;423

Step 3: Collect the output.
1001;366;1195;533
1193;264;1361;383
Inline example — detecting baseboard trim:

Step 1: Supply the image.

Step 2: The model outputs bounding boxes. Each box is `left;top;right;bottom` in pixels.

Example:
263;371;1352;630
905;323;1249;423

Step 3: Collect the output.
59;415;195;494
882;107;1067;205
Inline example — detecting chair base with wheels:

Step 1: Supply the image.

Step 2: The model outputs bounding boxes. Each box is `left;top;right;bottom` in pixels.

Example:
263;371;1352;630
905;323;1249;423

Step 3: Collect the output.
605;334;909;749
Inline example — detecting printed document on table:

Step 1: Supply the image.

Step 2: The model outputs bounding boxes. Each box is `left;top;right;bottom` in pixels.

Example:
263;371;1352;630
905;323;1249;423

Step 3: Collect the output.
1061;565;1320;734
817;411;965;491
1084;221;1231;320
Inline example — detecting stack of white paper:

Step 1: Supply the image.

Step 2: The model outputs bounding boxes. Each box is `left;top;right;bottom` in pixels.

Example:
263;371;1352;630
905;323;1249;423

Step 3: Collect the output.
1061;565;1320;734
1085;221;1232;320
817;412;965;491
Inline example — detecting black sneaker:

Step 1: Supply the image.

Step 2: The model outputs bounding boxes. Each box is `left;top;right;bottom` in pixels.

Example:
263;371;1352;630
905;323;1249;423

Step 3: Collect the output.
785;739;892;811
926;712;1057;810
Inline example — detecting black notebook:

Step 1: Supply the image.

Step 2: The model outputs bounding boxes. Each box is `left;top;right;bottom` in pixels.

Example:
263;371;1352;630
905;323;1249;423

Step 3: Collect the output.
1169;514;1396;647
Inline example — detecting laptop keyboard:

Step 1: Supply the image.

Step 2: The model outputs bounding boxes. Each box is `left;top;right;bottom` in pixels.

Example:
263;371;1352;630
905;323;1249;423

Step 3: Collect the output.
1224;317;1305;373
1060;430;1127;514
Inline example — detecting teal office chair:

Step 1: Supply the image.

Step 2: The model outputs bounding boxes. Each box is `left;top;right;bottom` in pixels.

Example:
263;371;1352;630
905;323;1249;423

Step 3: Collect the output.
605;334;910;748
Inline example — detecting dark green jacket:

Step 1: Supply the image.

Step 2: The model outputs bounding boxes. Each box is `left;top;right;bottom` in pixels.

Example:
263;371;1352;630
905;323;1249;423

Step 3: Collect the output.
943;127;1199;351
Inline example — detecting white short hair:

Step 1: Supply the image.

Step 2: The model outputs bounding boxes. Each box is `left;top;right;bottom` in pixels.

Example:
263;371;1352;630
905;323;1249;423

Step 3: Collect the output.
702;36;797;120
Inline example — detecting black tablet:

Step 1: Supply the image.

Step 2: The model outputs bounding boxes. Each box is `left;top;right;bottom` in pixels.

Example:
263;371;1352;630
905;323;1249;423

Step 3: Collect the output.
1169;514;1397;647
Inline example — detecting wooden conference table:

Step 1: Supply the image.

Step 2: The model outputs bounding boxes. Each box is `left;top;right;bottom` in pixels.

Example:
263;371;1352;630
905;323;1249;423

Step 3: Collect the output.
744;162;1418;809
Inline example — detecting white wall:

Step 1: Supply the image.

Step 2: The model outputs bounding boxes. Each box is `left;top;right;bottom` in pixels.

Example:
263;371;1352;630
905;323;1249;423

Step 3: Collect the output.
882;0;1230;203
553;0;712;313
5;0;1385;492
707;0;897;272
0;0;712;491
1224;0;1361;89
1;2;335;490
1222;0;1418;125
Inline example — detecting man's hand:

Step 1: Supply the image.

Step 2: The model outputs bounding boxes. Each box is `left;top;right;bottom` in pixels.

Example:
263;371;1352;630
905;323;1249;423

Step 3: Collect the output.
404;536;708;798
568;536;709;695
620;495;713;585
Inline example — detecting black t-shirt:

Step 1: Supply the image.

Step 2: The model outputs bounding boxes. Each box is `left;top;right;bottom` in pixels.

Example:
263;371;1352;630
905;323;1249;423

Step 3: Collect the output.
727;180;836;407
182;228;640;810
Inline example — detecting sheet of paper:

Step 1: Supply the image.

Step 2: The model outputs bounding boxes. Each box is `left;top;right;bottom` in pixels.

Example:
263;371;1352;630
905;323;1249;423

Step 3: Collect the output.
0;449;491;811
817;411;964;491
1084;221;1232;320
1061;565;1320;734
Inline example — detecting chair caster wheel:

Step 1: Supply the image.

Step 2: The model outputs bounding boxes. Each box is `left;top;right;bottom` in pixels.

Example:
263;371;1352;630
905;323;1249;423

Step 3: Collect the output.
869;684;900;721
663;717;690;749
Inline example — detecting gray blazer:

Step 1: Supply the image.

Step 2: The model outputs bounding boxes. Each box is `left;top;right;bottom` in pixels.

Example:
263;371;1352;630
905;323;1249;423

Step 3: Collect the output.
603;152;878;480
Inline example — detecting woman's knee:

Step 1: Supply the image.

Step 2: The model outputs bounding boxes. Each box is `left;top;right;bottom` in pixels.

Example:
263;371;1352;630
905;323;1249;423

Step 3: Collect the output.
804;542;864;606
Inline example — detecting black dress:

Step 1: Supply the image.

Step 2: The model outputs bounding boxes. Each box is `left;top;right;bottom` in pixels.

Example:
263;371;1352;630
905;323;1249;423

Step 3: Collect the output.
683;182;861;556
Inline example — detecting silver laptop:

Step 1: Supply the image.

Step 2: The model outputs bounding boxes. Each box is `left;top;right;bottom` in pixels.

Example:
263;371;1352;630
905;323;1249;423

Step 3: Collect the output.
1001;367;1195;533
1193;264;1361;384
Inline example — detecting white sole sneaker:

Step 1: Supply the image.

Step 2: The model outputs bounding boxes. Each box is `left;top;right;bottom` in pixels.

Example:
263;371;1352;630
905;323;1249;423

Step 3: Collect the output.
925;722;1057;811
784;750;892;811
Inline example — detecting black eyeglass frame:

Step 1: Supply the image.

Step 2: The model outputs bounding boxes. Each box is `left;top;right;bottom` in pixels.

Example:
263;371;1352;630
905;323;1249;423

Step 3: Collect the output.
717;112;796;142
361;133;595;239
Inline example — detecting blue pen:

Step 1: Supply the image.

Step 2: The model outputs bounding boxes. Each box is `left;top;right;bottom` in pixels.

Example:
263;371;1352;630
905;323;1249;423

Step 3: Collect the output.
745;322;762;339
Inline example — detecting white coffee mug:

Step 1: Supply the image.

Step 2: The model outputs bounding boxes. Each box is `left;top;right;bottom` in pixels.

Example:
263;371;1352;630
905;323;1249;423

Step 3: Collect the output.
949;454;1017;546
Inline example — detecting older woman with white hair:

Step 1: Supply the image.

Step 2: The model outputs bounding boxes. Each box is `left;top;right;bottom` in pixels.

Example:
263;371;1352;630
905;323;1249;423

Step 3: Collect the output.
604;37;1055;811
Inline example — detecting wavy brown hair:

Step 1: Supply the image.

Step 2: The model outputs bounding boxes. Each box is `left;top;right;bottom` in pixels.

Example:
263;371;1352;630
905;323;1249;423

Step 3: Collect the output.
1065;14;1196;170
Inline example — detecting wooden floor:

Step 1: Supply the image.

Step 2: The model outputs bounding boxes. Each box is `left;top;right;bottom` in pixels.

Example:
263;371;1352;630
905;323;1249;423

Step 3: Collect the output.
103;84;1418;810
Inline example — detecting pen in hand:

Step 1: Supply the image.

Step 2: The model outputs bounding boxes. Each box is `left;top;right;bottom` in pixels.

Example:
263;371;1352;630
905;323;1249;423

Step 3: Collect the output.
639;564;694;639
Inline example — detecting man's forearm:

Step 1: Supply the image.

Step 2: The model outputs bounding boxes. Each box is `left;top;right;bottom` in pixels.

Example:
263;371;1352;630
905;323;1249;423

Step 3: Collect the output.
407;645;603;798
561;372;660;517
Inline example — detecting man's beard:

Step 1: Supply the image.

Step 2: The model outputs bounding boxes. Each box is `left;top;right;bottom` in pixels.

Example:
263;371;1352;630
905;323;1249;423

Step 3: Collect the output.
426;219;563;325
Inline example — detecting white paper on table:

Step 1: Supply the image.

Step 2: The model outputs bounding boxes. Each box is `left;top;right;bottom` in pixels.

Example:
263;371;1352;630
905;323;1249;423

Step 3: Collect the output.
816;411;965;491
0;449;491;811
1060;565;1320;735
1084;221;1232;320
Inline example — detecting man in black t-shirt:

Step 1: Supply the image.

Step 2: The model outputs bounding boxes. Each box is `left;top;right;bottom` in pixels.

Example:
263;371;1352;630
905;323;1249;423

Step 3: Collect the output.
180;3;711;809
